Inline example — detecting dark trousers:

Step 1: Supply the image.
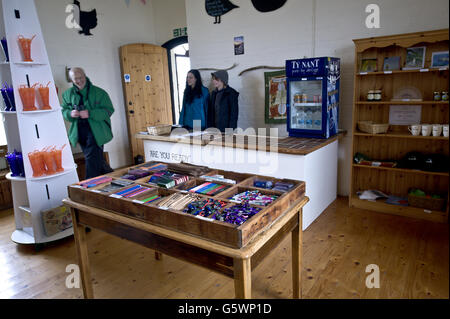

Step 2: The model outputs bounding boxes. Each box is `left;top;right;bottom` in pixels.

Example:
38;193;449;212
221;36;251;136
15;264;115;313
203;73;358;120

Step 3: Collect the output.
78;122;113;179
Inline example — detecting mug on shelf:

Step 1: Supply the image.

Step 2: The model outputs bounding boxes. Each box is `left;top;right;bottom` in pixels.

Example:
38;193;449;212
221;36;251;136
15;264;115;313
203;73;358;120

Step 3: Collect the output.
408;124;421;136
443;124;449;137
421;124;432;136
432;124;443;137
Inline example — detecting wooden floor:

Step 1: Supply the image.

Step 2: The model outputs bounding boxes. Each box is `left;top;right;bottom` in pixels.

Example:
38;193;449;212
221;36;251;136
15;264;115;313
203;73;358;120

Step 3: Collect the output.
0;196;448;299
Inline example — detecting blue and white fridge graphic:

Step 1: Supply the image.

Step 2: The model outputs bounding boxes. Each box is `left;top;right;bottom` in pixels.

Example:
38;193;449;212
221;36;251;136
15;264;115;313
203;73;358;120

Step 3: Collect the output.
285;57;340;139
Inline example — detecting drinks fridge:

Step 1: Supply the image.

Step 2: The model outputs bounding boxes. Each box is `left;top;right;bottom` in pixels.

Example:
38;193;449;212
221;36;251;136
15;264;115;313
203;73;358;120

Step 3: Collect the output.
286;57;340;138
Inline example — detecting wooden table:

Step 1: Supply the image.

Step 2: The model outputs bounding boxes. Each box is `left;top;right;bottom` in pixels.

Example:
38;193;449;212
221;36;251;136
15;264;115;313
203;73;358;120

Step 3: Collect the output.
64;196;308;299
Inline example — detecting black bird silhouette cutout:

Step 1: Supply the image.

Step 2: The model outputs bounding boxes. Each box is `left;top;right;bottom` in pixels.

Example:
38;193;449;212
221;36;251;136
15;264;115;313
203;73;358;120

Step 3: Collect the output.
73;0;98;36
205;0;239;24
251;0;287;12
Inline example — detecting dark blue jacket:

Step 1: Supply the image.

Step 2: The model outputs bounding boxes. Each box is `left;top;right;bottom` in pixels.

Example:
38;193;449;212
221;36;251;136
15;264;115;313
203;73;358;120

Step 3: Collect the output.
208;86;239;132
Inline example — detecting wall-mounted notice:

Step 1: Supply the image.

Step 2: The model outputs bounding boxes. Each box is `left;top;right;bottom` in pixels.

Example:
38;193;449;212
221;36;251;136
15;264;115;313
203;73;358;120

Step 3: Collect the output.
234;36;244;55
389;105;422;125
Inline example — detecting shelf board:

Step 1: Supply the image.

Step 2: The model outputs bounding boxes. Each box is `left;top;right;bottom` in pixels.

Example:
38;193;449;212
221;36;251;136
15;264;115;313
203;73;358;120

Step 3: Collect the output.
354;131;449;140
6;172;26;181
28;167;77;181
12;61;46;66
352;164;449;177
356;101;449;105
357;67;449;76
350;196;447;223
19;108;61;114
0;110;17;114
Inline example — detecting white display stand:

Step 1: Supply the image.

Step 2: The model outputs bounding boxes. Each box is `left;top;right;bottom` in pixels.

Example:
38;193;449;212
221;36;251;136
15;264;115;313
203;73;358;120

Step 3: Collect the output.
0;0;79;244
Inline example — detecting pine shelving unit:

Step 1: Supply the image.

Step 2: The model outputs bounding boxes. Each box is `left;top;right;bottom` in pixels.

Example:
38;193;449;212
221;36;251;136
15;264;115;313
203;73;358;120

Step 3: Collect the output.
350;29;449;223
0;0;79;244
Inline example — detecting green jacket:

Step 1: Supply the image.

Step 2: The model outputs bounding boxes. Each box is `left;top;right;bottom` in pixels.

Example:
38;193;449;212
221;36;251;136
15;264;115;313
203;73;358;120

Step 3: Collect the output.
61;77;114;148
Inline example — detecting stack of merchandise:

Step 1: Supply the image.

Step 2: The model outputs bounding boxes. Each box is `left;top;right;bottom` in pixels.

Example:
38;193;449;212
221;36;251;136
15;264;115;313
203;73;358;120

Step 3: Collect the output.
96;179;135;193
121;169;151;180
148;170;190;189
272;182;294;192
183;199;228;217
253;180;273;189
167;162;211;177
200;174;236;184
156;192;201;210
211;203;262;226
136;162;168;172
113;184;153;198
230;190;278;206
188;182;231;196
79;176;112;188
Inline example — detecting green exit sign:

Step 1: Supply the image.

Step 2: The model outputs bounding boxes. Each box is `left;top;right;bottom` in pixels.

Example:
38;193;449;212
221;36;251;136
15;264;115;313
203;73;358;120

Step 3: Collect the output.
173;27;187;38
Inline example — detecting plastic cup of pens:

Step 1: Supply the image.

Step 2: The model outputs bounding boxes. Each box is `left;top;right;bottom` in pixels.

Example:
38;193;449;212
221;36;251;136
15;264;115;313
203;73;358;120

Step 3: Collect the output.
1;37;9;62
6;151;25;177
19;84;37;111
1;83;16;111
18;35;36;62
37;82;51;110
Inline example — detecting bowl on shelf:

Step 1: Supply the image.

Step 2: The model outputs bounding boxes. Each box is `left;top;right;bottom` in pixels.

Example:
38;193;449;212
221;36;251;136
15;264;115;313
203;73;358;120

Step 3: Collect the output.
357;121;389;134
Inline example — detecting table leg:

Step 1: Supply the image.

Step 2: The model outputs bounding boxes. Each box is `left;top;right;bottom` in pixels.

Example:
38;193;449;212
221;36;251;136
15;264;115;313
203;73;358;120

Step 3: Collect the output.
291;211;302;299
70;207;94;299
233;258;251;299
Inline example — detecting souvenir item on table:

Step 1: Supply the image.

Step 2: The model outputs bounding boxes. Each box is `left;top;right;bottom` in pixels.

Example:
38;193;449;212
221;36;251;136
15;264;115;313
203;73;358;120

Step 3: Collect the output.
6;150;25;177
200;174;236;184
113;184;152;198
19;84;38;111
137;162;168;171
183;199;228;217
79;175;113;188
211;203;262;226
96;183;124;193
167;162;211;177
230;190;278;206
140;194;161;204
253;179;273;189
156;176;175;189
127;168;151;179
37;82;52;110
272;182;294;192
111;179;135;187
1;37;9;62
1;82;16;111
188;182;231;196
17;35;36;62
156;193;200;210
121;173;137;180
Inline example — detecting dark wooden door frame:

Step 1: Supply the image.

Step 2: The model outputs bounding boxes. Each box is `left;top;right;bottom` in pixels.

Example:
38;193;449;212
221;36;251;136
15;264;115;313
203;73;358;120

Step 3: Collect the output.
162;36;188;124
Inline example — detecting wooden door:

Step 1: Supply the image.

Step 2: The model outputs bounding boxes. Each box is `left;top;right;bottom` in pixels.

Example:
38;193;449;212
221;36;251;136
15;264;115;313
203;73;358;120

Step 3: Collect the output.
119;44;173;161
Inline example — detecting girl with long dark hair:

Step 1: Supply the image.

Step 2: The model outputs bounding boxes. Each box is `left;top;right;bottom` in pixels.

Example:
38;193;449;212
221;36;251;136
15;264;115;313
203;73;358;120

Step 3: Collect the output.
178;69;209;130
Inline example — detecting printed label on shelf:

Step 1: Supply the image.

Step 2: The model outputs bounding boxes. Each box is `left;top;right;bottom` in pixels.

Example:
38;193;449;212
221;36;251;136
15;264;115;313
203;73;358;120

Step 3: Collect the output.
359;72;368;75
91;189;102;193
439;67;448;71
424;209;432;214
420;69;429;72
180;190;188;193
159;206;169;210
230;199;241;203
133;200;144;204
383;71;392;74
195;215;214;222
109;194;122;198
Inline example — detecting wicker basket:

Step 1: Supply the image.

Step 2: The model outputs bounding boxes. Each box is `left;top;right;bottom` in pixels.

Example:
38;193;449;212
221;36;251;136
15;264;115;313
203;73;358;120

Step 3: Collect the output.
357;121;389;134
147;124;172;136
408;193;446;211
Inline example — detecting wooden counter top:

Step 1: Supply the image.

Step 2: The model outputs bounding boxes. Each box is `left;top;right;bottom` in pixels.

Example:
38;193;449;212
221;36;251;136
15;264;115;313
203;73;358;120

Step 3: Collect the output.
136;131;345;156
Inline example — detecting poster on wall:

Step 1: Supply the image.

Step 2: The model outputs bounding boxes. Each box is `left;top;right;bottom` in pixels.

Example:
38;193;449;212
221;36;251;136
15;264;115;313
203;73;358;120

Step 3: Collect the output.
264;70;287;124
234;36;244;55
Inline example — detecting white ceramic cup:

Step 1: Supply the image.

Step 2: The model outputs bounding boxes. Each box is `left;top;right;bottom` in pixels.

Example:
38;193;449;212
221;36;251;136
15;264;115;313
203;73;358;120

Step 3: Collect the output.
408;124;421;136
443;124;449;137
421;124;432;136
432;124;443;137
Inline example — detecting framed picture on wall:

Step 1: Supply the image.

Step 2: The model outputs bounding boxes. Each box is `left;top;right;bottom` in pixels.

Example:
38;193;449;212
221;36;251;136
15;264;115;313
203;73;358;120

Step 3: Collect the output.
404;46;426;70
431;51;449;68
383;56;401;71
264;70;287;124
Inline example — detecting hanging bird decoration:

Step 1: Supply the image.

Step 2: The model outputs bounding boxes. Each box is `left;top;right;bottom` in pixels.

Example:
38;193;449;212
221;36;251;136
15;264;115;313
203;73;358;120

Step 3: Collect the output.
73;0;98;36
251;0;287;12
205;0;239;24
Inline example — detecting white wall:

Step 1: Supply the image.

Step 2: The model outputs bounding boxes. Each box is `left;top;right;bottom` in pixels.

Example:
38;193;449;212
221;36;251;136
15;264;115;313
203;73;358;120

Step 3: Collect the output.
35;0;157;169
152;0;187;45
185;0;449;196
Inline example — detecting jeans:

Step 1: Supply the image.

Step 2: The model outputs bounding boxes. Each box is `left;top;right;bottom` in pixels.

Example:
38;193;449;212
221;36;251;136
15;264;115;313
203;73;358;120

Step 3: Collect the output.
78;122;113;179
